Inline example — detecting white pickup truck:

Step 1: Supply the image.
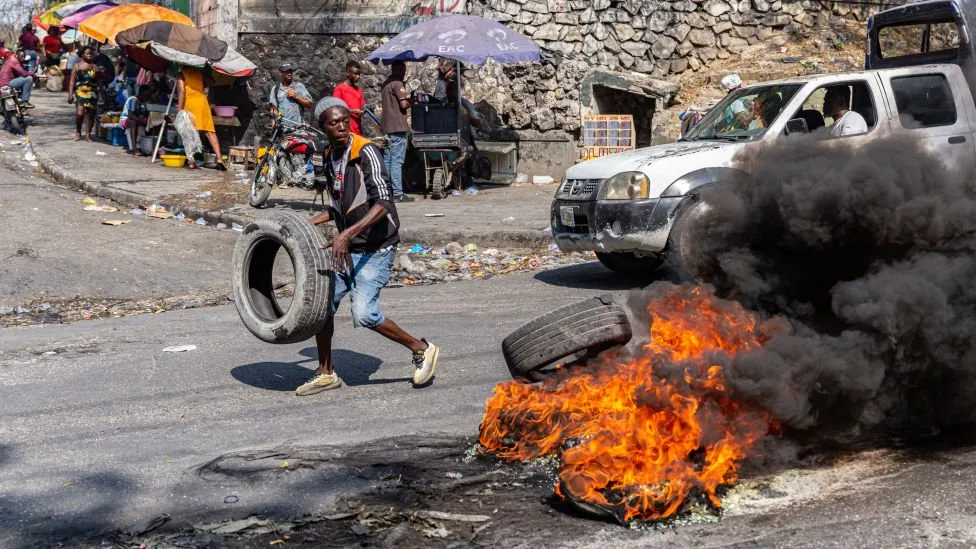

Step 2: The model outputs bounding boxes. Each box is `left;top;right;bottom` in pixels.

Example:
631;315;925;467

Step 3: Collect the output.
551;63;976;274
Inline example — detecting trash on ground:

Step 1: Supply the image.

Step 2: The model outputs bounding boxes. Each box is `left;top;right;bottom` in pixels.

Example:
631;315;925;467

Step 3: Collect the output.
451;190;461;197
194;191;213;200
148;211;173;219
216;222;227;229
464;186;479;196
232;223;243;232
130;208;145;215
102;219;129;226
83;197;97;205
84;205;118;212
548;244;560;252
409;243;431;255
532;175;554;185
502;216;515;222
195;218;208;226
163;344;197;353
466;243;477;252
196;516;275;535
424;213;445;218
417;510;490;522
95;150;107;156
174;212;186;221
224;495;239;504
390;245;594;287
516;172;528;183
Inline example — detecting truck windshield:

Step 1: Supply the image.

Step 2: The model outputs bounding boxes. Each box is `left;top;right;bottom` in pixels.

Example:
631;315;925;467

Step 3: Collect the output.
683;84;803;141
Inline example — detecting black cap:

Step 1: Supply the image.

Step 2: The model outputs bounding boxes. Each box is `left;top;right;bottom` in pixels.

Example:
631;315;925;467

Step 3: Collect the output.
279;62;296;73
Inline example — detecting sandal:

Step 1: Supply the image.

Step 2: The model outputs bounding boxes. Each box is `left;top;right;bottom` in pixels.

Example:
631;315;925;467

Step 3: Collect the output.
215;161;227;172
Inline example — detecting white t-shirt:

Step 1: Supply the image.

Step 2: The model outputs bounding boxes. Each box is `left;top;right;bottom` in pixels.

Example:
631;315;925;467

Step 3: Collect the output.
829;110;868;137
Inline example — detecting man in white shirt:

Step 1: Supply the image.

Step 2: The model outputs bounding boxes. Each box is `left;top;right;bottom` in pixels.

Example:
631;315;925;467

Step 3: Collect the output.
824;85;868;137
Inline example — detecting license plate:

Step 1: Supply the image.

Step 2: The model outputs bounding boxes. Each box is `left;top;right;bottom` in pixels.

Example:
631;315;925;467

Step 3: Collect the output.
559;206;576;227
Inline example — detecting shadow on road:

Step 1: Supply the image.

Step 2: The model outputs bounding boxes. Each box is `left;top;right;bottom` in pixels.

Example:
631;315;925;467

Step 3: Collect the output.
232;348;409;390
534;261;678;291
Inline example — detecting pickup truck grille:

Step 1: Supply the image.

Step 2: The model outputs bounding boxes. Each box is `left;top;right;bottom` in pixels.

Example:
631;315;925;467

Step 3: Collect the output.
560;178;601;199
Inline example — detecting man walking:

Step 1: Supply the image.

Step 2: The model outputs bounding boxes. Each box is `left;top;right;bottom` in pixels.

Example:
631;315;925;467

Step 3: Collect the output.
333;60;365;135
296;96;440;396
269;62;313;125
380;61;413;202
0;51;36;109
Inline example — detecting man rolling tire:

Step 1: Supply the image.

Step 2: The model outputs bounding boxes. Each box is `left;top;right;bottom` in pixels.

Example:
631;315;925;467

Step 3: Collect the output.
296;97;441;396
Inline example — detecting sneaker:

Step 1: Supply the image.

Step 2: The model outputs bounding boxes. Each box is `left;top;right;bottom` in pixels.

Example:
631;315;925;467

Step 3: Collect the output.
412;340;440;386
295;371;343;396
395;194;416;203
19;102;35;110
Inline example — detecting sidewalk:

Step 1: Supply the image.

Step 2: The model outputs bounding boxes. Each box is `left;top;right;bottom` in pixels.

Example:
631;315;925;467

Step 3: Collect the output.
25;89;560;248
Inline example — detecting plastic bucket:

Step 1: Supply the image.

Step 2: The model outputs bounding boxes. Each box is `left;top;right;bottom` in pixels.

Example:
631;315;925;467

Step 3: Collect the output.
214;105;237;117
161;154;186;168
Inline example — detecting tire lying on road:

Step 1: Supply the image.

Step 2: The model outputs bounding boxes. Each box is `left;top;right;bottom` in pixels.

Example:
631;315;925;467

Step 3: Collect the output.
501;295;633;382
232;212;332;344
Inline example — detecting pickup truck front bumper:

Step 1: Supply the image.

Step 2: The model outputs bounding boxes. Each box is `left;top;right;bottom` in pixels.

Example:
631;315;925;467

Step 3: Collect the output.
551;196;687;254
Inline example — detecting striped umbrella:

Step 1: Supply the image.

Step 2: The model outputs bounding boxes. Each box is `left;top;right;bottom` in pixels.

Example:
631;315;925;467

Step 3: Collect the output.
61;2;118;29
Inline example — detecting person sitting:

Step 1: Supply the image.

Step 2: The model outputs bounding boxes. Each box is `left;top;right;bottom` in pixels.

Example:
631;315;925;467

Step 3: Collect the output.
0;50;36;109
824;85;868;137
441;75;483;188
120;84;152;155
433;59;458;102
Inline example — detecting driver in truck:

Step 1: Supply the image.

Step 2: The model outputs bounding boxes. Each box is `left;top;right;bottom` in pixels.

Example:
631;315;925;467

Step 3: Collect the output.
824;85;868;137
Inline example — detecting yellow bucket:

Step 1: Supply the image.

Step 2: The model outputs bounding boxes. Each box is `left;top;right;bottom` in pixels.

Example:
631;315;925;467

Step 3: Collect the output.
161;154;186;168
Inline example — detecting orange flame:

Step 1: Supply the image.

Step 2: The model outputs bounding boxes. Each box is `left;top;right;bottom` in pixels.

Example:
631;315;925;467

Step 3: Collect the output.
479;285;779;522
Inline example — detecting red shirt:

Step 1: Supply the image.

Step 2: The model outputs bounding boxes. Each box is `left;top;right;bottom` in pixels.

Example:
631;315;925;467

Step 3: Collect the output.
42;35;63;55
0;56;30;87
333;81;365;135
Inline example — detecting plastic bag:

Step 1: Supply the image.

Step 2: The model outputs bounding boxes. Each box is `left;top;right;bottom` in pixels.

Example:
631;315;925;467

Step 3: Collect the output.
174;110;203;159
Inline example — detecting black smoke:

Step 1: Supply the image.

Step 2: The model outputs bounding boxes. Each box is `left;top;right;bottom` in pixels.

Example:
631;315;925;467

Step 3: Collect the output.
677;134;976;439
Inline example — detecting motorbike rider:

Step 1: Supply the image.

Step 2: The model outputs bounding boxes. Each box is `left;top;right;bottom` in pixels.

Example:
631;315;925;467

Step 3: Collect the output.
0;50;37;110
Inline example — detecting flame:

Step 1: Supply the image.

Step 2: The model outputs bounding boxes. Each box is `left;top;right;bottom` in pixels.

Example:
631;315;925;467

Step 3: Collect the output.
479;285;778;522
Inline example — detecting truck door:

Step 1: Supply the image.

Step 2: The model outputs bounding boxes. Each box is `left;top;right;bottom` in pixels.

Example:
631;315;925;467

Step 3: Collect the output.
880;66;976;169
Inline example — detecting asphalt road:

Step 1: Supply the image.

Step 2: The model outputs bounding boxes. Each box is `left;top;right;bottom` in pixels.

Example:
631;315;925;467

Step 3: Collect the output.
2;155;976;548
0;158;237;306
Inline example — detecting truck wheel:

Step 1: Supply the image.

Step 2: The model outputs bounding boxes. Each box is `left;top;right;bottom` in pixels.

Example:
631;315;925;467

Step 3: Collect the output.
666;199;713;283
232;212;333;344
502;295;632;382
595;252;663;276
249;156;274;208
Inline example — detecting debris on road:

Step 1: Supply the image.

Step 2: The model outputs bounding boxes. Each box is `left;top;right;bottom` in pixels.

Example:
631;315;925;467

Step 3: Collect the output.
83;197;97;205
390;242;594;286
84;205;118;212
163;344;197;353
102;219;130;226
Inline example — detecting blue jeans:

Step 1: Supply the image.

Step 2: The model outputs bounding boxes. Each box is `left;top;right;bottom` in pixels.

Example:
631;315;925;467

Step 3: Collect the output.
9;76;32;102
328;246;396;328
384;132;407;196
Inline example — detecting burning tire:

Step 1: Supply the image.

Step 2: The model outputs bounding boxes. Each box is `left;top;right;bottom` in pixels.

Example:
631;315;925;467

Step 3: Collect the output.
232;212;332;344
501;295;632;382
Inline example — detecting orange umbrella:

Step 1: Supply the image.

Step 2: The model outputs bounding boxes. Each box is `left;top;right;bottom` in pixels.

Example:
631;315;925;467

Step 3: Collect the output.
78;4;194;45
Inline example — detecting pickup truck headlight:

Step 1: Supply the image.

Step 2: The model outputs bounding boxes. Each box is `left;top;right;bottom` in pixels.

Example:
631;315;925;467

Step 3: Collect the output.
603;172;650;200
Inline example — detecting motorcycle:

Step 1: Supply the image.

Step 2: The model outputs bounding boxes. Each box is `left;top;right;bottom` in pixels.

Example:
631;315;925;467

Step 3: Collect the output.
1;85;27;135
249;113;325;208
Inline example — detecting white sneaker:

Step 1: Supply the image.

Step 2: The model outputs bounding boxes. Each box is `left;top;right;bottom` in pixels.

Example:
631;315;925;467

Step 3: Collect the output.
295;371;343;396
412;340;439;386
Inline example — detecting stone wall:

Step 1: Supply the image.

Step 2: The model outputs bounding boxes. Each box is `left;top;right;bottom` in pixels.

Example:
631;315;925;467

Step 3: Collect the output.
237;0;882;176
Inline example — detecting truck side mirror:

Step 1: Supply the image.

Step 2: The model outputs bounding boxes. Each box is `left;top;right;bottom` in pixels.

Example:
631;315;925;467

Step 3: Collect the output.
786;118;809;135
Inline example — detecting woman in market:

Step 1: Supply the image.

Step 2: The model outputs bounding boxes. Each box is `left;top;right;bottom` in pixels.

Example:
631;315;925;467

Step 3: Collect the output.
67;46;99;142
41;27;64;68
176;66;225;170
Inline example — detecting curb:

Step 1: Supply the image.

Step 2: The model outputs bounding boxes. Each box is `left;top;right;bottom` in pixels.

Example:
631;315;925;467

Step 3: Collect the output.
32;145;555;249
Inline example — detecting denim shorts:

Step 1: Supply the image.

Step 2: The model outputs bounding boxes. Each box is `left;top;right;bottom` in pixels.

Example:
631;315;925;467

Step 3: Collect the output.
328;246;395;328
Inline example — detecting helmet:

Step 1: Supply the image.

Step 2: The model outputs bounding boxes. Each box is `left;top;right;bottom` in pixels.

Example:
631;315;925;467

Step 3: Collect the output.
720;73;742;92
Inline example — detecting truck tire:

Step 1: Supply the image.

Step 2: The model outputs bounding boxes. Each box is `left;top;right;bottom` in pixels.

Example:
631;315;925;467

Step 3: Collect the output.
666;199;713;283
232;212;332;344
595;252;663;276
249;156;274;208
502;295;632;382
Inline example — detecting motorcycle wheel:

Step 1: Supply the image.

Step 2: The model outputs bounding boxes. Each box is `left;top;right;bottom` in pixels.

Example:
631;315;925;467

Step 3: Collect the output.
8;115;24;135
249;155;275;208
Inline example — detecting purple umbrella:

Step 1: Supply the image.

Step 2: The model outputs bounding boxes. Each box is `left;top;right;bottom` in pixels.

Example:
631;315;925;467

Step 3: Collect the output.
366;15;539;66
61;2;117;29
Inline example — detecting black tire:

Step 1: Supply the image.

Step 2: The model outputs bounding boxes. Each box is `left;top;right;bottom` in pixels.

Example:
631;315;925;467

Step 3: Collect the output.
666;199;712;283
249;156;274;208
501;295;632;382
8;115;24;135
595;252;663;276
232;212;332;344
430;168;446;200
